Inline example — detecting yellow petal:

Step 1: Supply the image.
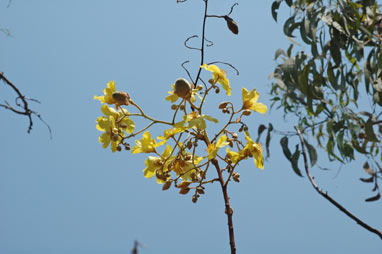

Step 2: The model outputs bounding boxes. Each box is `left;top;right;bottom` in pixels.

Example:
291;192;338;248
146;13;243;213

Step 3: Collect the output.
252;103;268;114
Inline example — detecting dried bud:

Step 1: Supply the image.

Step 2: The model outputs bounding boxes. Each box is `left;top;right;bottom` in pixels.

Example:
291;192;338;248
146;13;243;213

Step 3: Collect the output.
179;105;185;110
116;145;122;152
215;87;220;94
232;172;240;182
232;133;238;139
224;16;239;35
229;140;234;148
112;91;130;106
186;141;193;150
196;84;203;91
219;101;229;109
162;181;172;191
171;104;178;110
242;109;251;116
208;78;215;85
196;187;205;194
124;143;131;150
192;195;198;203
243;126;248;131
174;78;193;98
179;187;190;195
112;134;119;142
178;181;192;189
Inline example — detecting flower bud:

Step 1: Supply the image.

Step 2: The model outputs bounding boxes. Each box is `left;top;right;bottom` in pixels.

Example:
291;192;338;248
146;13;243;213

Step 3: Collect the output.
196;84;203;91
174;78;193;98
171;104;178;110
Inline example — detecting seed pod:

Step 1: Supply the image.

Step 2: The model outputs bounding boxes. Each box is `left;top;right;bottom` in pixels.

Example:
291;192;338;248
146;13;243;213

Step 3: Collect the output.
174;78;193;98
112;91;130;106
224;16;239;35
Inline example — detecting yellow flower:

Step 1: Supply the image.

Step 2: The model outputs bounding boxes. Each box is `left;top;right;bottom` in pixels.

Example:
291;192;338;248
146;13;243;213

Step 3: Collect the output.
157;127;186;141
172;155;204;181
96;105;135;152
241;131;264;169
241;88;267;114
175;111;218;130
96;115;120;152
201;64;231;96
94;81;116;105
143;145;173;183
207;135;229;160
132;131;164;154
225;147;241;164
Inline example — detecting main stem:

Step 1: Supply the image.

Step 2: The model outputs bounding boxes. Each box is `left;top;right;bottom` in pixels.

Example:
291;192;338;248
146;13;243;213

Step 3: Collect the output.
212;159;236;254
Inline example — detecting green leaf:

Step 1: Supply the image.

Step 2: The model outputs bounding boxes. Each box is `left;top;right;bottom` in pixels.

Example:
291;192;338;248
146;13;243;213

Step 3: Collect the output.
280;136;292;159
304;139;317;167
271;1;282;22
265;123;273;158
330;41;342;66
365;193;380;202
365;117;378;142
256;124;267;142
283;15;298;37
274;48;287;60
291;145;303;177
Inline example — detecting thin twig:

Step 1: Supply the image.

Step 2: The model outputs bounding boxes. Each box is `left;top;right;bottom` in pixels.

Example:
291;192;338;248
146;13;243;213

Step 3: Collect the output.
0;72;51;137
208;61;240;75
295;126;382;240
184;35;201;51
181;61;194;84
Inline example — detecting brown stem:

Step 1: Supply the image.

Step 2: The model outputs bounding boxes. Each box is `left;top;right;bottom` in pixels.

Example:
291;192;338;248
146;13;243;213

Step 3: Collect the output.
211;158;236;254
294;126;382;240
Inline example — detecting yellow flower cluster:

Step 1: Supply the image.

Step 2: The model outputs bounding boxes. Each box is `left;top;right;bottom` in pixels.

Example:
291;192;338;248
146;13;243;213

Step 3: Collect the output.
95;81;135;152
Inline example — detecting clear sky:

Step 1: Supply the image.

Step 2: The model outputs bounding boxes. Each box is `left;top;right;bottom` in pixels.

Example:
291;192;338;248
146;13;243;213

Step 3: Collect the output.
0;1;381;253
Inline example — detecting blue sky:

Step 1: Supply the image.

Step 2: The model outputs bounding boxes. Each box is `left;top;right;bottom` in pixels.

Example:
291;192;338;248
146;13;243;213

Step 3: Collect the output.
0;1;381;253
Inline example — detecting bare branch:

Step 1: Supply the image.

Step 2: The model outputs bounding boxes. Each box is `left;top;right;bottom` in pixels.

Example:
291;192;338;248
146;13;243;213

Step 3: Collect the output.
295;126;382;240
0;72;51;138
